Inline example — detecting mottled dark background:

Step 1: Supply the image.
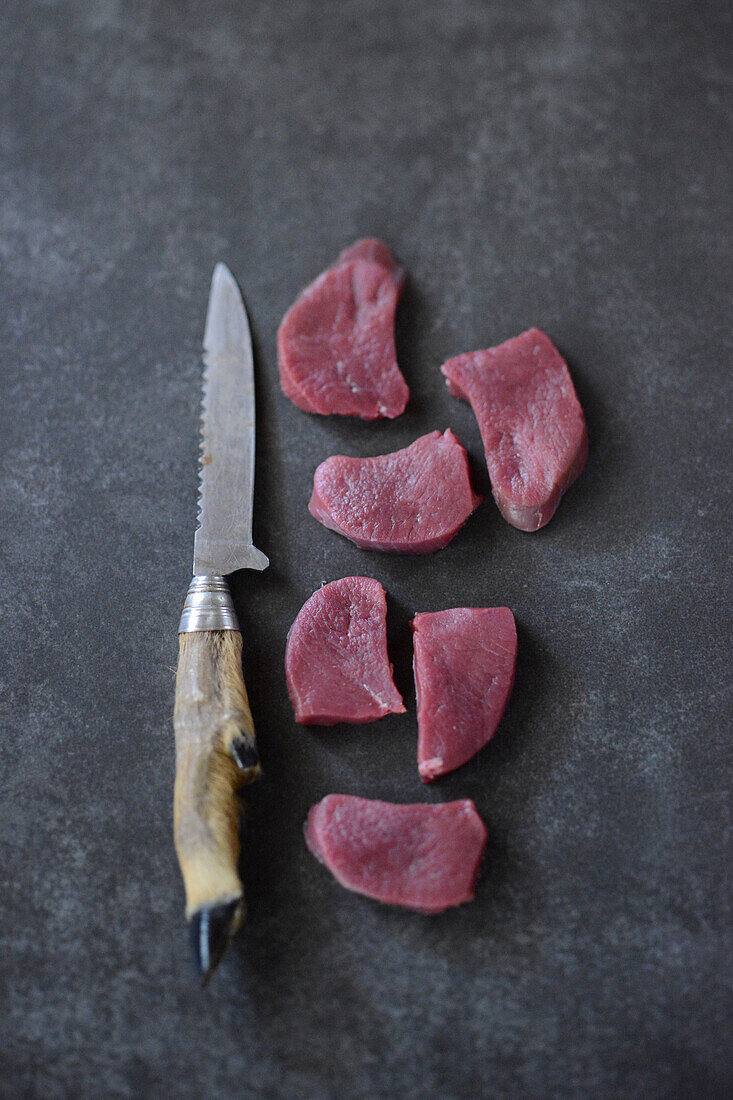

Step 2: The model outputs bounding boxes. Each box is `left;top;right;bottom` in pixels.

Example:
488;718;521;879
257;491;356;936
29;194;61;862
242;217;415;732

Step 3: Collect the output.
1;1;731;1097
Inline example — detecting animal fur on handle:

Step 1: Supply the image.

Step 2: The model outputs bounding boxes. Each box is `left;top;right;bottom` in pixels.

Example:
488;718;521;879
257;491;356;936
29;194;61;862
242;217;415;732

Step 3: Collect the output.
174;630;261;920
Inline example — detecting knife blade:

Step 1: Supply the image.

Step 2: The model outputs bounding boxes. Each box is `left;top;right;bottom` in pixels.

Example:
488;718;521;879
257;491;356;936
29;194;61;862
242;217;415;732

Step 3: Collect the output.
194;262;269;576
173;263;268;982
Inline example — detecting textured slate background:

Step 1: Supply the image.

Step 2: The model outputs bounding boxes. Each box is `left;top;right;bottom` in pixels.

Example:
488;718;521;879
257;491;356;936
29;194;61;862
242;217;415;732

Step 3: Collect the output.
1;1;731;1097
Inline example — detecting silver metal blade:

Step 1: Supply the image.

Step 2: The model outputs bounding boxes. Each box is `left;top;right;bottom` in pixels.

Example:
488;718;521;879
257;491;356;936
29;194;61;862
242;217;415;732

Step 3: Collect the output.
192;263;269;576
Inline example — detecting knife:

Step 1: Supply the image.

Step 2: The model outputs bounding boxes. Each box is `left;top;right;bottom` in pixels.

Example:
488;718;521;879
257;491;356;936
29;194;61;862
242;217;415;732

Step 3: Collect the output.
173;263;268;982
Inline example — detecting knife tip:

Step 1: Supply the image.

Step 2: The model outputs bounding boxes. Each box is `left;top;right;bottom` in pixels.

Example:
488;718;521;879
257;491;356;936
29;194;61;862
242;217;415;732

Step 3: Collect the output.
211;260;237;292
190;898;244;983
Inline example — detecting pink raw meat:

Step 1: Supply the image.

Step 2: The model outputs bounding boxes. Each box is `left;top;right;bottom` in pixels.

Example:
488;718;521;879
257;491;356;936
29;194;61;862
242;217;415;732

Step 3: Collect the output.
278;238;409;419
309;429;481;554
285;576;405;726
441;328;588;531
412;607;517;782
305;795;487;912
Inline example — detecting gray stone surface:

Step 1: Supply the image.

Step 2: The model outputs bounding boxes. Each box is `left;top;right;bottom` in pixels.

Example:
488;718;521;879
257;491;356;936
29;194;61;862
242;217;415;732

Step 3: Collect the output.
1;1;731;1096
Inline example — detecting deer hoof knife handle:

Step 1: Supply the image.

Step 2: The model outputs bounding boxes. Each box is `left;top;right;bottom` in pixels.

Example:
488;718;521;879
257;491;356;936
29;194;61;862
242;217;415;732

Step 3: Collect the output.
174;575;261;981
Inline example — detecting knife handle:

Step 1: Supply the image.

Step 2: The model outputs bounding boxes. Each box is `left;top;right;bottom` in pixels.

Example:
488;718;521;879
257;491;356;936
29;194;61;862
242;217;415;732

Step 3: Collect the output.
173;577;261;979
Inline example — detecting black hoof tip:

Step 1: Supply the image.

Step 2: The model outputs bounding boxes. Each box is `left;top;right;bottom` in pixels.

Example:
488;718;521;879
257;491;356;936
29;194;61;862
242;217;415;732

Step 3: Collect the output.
190;898;243;983
231;739;260;774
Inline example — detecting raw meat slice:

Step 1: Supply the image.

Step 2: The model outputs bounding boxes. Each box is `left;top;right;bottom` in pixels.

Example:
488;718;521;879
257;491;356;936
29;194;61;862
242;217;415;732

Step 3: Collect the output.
285;577;405;726
441;328;588;531
309;430;482;554
305;795;487;912
278;238;409;419
412;607;517;782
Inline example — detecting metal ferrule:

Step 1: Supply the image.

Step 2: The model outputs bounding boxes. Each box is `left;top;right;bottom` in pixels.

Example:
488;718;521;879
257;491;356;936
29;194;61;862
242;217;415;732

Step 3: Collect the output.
179;575;240;634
